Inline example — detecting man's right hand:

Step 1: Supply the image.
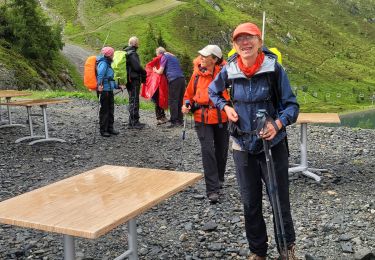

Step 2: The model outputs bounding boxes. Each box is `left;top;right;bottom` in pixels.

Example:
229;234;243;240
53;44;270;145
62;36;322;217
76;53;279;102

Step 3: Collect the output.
98;85;104;92
224;105;238;122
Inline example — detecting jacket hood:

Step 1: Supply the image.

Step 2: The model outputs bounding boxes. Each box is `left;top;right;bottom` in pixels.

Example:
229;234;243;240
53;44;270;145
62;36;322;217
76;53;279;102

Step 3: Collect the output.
97;55;111;64
124;45;137;53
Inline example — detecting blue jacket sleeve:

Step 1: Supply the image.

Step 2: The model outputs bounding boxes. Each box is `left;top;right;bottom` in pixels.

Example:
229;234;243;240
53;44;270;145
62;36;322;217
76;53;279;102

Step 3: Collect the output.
208;66;229;110
277;64;299;127
96;61;108;86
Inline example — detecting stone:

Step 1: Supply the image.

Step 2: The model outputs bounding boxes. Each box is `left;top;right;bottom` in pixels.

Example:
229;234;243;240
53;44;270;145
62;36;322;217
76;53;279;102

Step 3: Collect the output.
207;243;222;251
340;242;354;253
202;221;218;231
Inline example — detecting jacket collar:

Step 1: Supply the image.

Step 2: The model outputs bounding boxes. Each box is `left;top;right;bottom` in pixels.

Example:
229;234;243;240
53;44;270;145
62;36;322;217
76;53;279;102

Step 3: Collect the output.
227;53;276;79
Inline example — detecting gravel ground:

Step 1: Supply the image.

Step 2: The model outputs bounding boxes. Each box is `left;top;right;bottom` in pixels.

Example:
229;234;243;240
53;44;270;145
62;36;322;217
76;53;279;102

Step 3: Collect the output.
0;98;374;260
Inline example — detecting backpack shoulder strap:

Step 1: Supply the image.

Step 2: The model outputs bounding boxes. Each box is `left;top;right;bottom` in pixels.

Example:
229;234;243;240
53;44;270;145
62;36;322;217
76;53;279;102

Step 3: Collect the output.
193;74;199;95
266;62;281;111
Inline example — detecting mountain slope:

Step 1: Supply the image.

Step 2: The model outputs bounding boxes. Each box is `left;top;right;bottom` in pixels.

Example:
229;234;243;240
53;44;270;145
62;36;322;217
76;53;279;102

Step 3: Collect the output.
48;0;375;112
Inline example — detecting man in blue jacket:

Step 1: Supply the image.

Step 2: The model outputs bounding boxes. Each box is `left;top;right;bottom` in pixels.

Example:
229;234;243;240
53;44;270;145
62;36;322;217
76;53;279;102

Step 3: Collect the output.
153;49;185;127
97;46;123;137
209;22;300;259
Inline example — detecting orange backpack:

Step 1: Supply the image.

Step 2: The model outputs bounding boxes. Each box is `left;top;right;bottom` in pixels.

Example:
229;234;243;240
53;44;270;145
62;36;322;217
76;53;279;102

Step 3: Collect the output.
84;56;97;91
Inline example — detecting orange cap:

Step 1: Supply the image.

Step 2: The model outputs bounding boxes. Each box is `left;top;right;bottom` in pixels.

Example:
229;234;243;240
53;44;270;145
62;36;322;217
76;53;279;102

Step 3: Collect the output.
232;23;262;40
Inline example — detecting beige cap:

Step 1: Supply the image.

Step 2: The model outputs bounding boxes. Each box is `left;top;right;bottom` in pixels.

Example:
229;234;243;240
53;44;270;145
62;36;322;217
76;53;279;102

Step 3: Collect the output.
198;45;223;59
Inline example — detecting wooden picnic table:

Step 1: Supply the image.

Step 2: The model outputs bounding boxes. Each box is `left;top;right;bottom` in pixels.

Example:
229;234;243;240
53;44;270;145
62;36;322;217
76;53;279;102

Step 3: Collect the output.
0;90;32;127
289;113;341;182
0;98;71;145
0;165;202;260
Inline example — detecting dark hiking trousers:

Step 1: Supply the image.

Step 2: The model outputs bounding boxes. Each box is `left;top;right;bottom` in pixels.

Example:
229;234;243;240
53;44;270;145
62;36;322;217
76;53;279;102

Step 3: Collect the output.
152;89;166;120
196;122;229;195
233;140;295;257
127;78;141;125
168;77;185;124
99;91;114;133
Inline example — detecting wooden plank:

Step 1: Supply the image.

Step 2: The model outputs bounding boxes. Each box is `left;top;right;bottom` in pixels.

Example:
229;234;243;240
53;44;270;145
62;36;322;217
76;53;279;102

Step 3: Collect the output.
0;90;32;98
0;98;71;106
296;113;341;124
0;166;202;239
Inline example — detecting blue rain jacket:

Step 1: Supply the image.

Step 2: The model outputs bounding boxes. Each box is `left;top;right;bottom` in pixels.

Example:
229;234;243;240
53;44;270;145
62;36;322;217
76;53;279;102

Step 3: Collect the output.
96;55;118;91
208;49;299;154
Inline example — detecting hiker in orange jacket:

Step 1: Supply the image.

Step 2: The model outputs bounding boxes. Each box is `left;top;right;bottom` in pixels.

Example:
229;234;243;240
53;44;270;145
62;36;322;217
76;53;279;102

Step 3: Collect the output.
182;45;230;203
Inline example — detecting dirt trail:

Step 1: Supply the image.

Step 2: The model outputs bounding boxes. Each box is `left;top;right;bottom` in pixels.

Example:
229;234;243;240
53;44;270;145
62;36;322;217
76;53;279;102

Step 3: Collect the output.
62;44;95;76
67;0;185;39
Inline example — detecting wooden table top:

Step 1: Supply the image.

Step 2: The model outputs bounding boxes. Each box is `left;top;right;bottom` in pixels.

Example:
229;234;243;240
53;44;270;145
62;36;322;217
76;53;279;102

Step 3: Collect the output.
0;90;32;98
0;98;71;106
296;113;341;124
0;165;202;239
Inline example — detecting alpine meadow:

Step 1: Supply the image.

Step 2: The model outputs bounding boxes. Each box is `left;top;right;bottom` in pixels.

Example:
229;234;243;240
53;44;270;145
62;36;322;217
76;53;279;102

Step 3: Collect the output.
1;0;375;112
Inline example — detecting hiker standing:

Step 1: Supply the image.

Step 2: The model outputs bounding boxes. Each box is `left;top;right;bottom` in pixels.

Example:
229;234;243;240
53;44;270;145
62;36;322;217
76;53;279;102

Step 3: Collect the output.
97;46;123;137
181;45;229;203
141;47;169;125
153;48;185;128
209;23;300;259
124;36;147;129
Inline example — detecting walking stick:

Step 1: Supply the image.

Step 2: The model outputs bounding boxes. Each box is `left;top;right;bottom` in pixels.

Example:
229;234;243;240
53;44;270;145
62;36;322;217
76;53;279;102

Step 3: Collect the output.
256;109;288;259
178;100;190;170
92;91;101;144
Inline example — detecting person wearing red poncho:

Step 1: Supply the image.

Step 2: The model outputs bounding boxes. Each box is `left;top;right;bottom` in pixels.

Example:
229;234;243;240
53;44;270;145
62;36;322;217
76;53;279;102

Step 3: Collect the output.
141;47;168;125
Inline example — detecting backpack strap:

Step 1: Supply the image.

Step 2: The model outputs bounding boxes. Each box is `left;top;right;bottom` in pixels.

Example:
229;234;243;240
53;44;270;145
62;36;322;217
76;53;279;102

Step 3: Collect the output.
193;74;199;95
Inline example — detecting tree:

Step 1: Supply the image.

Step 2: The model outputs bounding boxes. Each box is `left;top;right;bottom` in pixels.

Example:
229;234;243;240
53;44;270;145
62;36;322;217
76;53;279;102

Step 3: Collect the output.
142;23;159;63
0;5;15;45
178;50;193;80
6;0;63;62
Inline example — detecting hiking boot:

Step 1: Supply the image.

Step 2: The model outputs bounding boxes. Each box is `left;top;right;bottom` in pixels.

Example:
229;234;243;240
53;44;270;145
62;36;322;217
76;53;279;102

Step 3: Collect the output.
207;192;219;203
167;122;183;128
109;129;119;135
248;253;266;260
157;117;168;125
128;122;145;129
278;244;300;260
100;132;111;137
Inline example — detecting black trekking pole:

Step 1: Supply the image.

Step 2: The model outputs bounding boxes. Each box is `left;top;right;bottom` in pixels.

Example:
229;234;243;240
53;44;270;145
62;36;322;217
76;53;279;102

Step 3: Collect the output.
256;109;288;260
92;91;101;144
178;100;190;170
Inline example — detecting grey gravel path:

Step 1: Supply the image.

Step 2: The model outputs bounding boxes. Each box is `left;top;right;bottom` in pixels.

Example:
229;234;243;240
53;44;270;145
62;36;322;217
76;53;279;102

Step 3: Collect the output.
0;98;374;260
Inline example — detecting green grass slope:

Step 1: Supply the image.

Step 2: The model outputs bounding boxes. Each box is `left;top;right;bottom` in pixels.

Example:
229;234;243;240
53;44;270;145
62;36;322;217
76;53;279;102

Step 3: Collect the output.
46;0;375;112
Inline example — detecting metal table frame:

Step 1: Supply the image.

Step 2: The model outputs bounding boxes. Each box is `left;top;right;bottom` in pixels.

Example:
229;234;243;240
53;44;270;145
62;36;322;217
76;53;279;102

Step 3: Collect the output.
15;104;66;145
63;219;138;260
0;96;25;128
288;123;325;182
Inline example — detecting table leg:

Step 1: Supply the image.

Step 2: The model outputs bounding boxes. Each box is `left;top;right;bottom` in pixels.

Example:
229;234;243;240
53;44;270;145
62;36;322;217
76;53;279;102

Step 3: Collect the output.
63;234;75;260
0;97;25;128
288;123;322;182
15;106;44;143
28;105;66;145
114;218;138;260
0;97;4;124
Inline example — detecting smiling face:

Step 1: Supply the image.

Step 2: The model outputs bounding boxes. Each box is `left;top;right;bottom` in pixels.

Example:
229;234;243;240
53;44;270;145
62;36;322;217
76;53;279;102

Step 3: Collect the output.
233;33;262;61
200;55;217;70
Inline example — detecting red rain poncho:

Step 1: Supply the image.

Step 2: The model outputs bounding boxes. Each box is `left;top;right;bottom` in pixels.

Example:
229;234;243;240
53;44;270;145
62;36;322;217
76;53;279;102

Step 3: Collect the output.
141;55;168;109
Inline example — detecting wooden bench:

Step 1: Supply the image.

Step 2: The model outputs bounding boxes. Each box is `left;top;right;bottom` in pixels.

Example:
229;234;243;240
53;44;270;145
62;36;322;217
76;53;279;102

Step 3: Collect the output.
0;90;32;128
0;165;202;259
0;98;71;145
289;113;341;182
